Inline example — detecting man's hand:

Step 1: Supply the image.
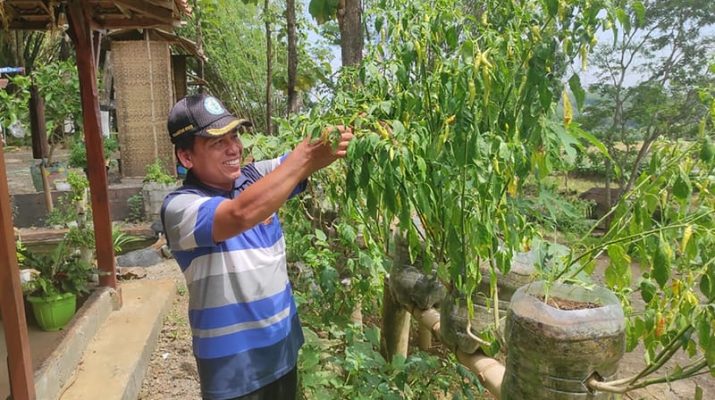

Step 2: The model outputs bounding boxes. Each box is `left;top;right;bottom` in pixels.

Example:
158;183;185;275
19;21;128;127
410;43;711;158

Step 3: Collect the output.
212;125;353;242
294;125;354;177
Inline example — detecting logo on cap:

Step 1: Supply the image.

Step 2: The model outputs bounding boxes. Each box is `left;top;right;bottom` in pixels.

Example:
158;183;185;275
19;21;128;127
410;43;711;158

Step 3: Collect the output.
204;96;225;115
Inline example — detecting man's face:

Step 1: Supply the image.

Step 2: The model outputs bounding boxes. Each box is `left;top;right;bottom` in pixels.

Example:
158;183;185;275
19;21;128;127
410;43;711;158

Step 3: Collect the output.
179;130;243;191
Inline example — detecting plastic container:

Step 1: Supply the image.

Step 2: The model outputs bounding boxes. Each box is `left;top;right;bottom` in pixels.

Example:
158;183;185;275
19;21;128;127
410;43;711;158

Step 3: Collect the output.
142;182;177;222
389;263;446;310
502;281;625;400
27;293;77;331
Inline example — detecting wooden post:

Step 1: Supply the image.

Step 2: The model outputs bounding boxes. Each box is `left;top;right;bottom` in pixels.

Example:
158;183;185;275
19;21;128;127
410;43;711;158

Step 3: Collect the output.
380;276;410;362
29;84;48;159
0;140;36;399
171;55;187;101
67;2;117;291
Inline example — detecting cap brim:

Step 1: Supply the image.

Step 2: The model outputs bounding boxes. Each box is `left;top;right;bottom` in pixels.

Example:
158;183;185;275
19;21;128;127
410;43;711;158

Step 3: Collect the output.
198;116;253;138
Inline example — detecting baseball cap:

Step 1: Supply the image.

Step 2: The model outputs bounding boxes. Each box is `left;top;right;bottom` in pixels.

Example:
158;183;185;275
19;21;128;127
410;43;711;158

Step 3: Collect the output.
167;94;252;144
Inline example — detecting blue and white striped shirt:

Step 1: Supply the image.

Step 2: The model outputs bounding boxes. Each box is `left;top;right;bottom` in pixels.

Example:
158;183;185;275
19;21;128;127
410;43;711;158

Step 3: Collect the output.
162;156;306;399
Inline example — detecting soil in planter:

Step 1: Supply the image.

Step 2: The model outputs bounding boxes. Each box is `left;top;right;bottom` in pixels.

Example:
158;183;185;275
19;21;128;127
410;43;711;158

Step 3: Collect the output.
503;282;625;400
536;295;600;310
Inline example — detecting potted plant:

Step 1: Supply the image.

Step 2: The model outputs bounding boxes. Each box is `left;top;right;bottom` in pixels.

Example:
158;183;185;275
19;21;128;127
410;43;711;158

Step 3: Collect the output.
141;159;178;222
19;240;95;331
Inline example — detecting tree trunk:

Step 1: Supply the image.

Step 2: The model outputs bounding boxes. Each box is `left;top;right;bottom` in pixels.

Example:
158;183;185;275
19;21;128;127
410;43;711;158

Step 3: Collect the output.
337;0;363;67
286;0;299;114
623;126;659;194
264;0;273;134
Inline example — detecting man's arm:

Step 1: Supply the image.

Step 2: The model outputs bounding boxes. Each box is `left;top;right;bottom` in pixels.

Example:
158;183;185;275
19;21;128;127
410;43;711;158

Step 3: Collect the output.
212;128;352;242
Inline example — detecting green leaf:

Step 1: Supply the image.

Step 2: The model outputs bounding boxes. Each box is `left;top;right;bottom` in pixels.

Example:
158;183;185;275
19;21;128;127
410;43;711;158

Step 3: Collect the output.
365;326;381;348
544;0;559;17
615;8;631;33
640;279;657;303
605;244;631;288
568;74;586;110
315;229;327;242
672;170;691;200
308;0;339;24
700;264;715;301
632;1;646;27
652;236;672;288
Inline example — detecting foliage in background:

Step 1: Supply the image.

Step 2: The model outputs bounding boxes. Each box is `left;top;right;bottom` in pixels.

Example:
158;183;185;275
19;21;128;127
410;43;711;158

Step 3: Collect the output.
143;159;178;185
68;135;119;169
0;74;30;130
579;0;715;197
514;185;594;238
181;0;331;133
31;59;82;142
126;194;145;223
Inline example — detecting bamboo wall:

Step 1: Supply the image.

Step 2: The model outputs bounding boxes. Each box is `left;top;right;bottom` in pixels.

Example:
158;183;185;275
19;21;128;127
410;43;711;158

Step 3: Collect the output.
112;40;175;177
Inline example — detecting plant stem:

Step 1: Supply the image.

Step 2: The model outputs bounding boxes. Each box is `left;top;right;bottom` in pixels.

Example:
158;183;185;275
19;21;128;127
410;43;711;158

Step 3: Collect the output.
559;210;713;281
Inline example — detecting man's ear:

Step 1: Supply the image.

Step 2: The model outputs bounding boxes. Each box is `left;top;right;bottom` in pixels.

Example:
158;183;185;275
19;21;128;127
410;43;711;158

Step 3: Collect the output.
176;148;193;169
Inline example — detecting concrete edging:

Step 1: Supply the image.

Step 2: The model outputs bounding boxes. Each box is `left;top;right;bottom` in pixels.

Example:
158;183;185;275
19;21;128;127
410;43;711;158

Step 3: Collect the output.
33;287;119;400
121;282;176;400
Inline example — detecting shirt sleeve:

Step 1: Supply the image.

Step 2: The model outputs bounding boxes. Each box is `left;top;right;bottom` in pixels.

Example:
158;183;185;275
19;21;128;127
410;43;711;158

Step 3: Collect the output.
162;192;226;251
252;153;308;198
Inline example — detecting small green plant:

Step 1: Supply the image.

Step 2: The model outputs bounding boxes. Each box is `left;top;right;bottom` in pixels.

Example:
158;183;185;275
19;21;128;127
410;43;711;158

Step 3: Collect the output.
298;323;482;399
112;228;141;254
64;226;95;249
126;194;145;223
19;240;95;298
143;160;176;185
44;195;78;227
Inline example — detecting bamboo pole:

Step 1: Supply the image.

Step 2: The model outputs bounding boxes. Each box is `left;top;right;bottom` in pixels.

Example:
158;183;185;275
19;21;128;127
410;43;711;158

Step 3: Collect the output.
380;276;411;362
409;307;505;399
417;324;432;350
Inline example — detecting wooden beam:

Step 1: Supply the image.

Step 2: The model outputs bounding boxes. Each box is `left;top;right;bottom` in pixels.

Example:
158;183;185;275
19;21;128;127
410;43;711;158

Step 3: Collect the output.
113;0;175;21
0;141;36;400
5;18;52;30
95;17;176;30
67;0;118;291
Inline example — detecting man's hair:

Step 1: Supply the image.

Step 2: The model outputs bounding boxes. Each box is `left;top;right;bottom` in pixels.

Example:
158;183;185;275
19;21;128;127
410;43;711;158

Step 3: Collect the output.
174;135;196;168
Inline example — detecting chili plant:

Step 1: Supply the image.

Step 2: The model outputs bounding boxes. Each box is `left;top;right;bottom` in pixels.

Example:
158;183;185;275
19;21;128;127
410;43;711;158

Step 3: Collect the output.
310;0;607;336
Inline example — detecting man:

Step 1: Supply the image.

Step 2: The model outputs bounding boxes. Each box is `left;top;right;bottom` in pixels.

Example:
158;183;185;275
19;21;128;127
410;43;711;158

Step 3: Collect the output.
161;94;353;400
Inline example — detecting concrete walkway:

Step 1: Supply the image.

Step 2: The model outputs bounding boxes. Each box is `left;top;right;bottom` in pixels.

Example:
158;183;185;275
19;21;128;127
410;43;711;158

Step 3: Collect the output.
58;279;175;400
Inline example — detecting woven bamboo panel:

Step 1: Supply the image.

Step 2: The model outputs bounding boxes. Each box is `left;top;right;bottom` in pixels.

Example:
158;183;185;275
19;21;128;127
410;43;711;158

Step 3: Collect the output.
112;40;176;177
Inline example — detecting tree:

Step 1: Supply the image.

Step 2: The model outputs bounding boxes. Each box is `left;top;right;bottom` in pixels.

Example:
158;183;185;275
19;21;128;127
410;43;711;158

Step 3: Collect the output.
286;0;299;114
579;0;715;207
263;0;274;134
181;0;278;132
309;0;363;67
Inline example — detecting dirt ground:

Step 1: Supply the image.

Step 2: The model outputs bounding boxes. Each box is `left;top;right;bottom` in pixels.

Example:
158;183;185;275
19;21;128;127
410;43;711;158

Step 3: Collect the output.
137;261;201;400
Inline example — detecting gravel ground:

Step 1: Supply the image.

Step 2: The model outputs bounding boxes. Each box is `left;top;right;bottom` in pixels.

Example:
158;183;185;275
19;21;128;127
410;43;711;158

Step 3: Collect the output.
137;261;201;400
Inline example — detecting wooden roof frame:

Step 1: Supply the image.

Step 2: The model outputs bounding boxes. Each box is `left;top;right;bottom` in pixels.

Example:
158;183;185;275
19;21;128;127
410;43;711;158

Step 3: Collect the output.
1;0;190;30
0;2;189;399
